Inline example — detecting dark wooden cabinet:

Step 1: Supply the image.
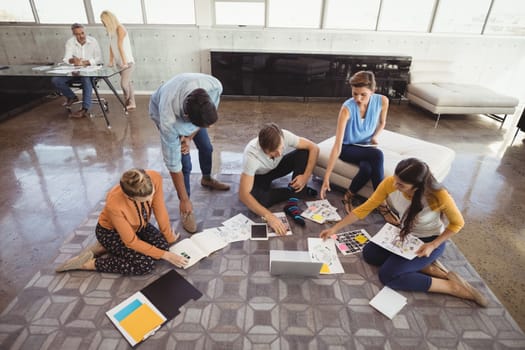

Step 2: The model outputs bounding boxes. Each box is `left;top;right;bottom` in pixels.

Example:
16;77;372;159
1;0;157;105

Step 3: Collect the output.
211;50;411;99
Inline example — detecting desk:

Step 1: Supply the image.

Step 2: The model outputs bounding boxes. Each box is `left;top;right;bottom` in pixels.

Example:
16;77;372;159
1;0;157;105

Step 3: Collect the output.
0;64;127;128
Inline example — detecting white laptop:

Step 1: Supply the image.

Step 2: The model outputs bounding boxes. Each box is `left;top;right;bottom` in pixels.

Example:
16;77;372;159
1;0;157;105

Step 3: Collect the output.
269;250;323;277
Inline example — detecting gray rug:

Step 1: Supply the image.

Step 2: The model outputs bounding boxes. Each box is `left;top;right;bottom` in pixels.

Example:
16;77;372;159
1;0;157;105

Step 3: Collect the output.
1;174;524;350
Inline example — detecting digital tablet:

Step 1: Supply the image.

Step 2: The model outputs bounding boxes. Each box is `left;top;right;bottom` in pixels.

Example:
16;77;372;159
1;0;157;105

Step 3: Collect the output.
250;223;268;240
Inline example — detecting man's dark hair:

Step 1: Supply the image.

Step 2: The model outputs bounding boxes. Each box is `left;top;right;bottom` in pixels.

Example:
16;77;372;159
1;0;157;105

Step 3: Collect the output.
184;88;218;128
258;122;284;152
71;23;84;30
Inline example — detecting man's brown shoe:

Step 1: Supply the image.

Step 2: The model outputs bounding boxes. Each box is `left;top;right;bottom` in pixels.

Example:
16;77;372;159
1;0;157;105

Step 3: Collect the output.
182;212;197;233
201;177;230;191
70;108;89;118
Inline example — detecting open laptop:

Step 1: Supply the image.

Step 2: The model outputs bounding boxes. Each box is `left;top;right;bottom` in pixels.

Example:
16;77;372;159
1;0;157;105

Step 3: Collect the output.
269;250;323;277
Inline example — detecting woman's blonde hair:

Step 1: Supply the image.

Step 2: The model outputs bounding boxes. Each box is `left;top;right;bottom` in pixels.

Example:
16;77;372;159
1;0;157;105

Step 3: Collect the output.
120;168;153;198
100;10;120;34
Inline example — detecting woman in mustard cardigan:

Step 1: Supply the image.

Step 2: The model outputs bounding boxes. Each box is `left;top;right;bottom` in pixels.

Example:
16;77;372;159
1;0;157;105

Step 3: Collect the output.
56;168;187;274
320;158;488;307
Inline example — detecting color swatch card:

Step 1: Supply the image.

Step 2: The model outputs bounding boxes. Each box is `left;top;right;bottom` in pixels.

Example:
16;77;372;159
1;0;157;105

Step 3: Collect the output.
106;292;166;347
332;229;371;255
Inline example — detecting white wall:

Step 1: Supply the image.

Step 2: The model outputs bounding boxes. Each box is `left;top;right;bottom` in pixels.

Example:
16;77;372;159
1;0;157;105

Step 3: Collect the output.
1;25;524;118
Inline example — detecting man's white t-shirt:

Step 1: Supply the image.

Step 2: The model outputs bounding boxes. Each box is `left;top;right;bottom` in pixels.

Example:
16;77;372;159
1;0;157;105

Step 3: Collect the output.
242;129;300;176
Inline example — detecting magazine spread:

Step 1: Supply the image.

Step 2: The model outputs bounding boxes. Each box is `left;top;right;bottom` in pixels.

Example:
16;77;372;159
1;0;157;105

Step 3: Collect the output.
370;223;423;260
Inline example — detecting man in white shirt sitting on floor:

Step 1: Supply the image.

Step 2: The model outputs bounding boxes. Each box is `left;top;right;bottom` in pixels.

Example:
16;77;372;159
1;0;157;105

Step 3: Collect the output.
239;122;319;235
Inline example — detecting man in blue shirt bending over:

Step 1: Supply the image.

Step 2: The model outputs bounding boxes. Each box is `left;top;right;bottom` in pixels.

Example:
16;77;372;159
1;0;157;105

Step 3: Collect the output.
149;73;230;234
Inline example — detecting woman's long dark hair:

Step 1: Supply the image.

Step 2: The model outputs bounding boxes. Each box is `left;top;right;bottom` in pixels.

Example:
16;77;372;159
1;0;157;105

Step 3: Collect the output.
395;158;442;238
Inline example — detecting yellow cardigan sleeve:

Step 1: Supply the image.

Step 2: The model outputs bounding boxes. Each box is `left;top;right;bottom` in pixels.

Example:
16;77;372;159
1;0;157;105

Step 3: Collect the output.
352;176;397;219
430;189;465;233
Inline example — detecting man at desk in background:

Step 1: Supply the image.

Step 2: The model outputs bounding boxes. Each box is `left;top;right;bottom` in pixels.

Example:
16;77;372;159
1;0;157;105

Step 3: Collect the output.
52;23;102;118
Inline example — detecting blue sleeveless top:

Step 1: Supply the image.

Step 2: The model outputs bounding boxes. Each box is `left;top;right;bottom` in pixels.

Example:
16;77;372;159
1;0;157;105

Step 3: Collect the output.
342;94;382;145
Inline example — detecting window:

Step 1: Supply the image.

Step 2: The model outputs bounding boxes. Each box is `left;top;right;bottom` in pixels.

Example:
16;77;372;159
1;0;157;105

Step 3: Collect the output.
484;0;525;36
34;0;87;24
324;0;380;30
91;0;143;24
268;0;323;28
215;1;264;26
145;0;195;24
0;1;34;22
378;0;435;32
432;0;491;34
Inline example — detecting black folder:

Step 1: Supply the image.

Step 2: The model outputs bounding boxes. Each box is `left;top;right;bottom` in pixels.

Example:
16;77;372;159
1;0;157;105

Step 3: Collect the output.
141;269;203;320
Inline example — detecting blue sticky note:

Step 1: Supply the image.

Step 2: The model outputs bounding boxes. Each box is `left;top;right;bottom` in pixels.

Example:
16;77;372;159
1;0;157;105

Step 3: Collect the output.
114;299;142;322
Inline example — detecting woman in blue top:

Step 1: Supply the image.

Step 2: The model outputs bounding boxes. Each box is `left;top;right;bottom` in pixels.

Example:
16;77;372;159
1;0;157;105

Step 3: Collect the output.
320;71;398;224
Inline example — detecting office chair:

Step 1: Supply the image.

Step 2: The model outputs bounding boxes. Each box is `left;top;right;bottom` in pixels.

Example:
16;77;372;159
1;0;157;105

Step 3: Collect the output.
65;78;109;112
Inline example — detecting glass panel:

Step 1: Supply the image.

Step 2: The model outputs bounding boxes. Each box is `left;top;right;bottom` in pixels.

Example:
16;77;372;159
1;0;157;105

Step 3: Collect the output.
34;0;87;24
0;1;35;22
432;0;491;34
145;0;195;24
485;0;525;36
91;0;143;24
268;0;322;28
324;0;380;30
378;0;435;32
215;1;264;26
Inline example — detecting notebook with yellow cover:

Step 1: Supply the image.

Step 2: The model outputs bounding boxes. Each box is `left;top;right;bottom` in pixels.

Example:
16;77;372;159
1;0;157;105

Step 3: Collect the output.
106;269;203;346
106;292;165;346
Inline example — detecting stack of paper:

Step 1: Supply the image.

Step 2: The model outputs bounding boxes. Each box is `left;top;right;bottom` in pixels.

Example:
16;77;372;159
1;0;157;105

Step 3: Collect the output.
369;286;407;319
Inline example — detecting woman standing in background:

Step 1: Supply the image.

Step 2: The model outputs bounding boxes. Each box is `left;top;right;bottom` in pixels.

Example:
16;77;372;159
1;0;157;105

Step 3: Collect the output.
100;10;136;111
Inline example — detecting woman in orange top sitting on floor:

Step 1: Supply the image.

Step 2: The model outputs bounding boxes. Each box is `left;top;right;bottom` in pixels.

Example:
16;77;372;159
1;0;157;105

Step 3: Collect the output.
56;168;188;274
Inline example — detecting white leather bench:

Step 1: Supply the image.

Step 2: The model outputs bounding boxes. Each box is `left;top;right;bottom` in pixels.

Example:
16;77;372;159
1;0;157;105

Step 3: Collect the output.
313;130;455;197
407;71;519;128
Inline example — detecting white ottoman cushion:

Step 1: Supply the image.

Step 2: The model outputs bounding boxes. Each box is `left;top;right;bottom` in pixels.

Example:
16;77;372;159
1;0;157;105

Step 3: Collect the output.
313;130;455;197
407;83;519;108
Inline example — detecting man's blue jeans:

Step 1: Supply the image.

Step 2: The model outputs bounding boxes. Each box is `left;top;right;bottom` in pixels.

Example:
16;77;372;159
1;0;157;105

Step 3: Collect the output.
52;76;93;110
181;128;213;196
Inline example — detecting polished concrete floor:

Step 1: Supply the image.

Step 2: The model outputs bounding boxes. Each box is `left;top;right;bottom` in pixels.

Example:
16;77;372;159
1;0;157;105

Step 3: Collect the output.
0;94;524;332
